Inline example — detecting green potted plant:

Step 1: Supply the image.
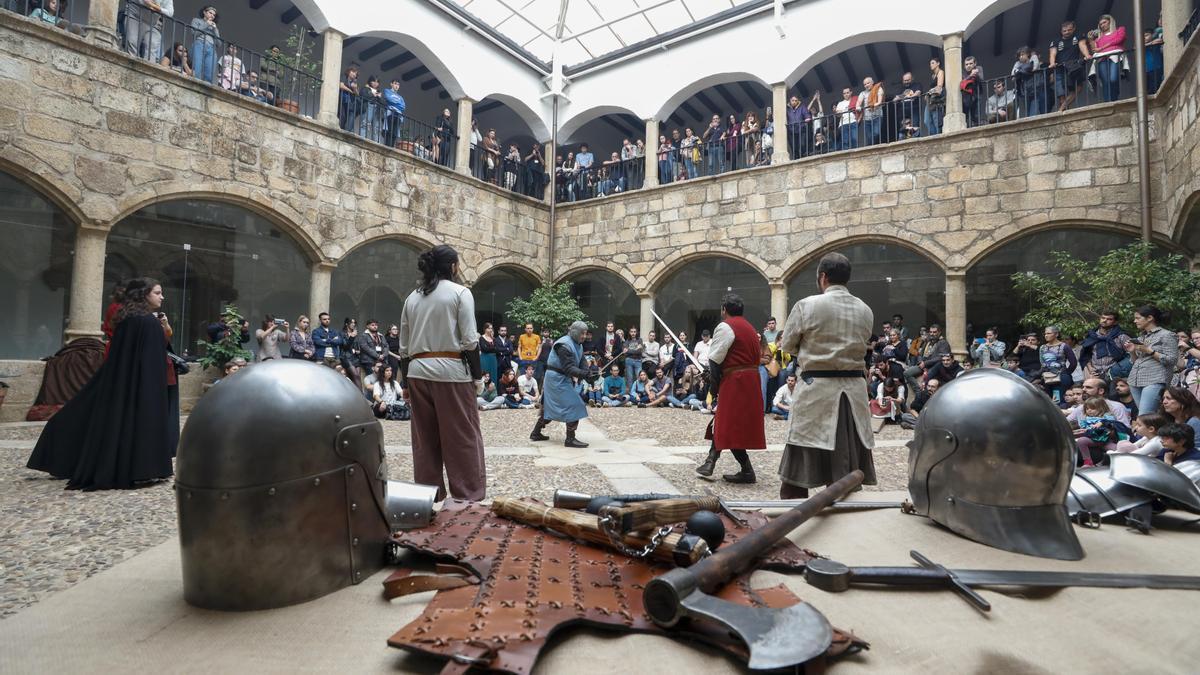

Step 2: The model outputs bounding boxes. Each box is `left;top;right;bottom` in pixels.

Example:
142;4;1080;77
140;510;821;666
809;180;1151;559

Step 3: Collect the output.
270;25;323;115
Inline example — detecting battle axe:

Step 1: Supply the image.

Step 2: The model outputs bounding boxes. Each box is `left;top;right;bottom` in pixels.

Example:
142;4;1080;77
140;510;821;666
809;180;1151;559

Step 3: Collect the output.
642;470;864;670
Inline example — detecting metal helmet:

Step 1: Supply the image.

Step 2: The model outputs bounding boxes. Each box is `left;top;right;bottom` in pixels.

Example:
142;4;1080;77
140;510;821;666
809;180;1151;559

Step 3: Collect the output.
175;359;437;611
907;368;1084;560
568;321;588;343
1066;465;1155;520
1109;453;1200;512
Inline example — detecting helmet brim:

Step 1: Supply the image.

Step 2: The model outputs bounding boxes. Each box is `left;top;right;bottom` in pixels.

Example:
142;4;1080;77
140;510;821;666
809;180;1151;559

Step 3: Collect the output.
939;496;1085;561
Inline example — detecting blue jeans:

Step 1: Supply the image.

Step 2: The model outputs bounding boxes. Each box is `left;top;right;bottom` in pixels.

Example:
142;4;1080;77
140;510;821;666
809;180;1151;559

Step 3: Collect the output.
771;406;790;419
602;395;629;407
924;105;943;136
839;122;858;150
1096;57;1121;102
1130;383;1166;414
705;147;721;175
667;394;699;408
587;390;603;404
658;159;672;184
863;116;881;145
192;39;216;84
625;360;642;387
683;156;696;179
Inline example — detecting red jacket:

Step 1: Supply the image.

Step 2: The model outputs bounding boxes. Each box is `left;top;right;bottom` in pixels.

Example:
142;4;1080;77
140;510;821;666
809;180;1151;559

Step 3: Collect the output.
712;316;766;450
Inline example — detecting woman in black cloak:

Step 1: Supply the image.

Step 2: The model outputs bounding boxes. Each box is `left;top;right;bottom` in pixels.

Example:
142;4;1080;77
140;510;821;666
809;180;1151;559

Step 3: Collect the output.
27;277;179;490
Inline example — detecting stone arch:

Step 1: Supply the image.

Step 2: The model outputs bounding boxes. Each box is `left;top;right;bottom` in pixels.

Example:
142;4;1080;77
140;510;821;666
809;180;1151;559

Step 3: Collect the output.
651;254;772;339
962;219;1153;270
653;72;772;123
780;233;948;284
963;0;1032;41
558;105;641;144
559;266;640;332
353;30;468;100
475;92;552;143
1171;189;1200;255
785;29;943;87
472;262;540;331
0;157;85;227
469;260;542;287
110;186;323;264
645;249;770;294
553;261;638;290
337;232;436;261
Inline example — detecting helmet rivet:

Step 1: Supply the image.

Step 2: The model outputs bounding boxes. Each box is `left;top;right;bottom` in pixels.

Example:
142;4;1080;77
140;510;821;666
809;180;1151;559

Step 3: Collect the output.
946;496;955;503
313;478;321;486
351;502;358;511
220;492;229;500
334;415;341;422
342;440;350;447
268;487;276;496
352;538;359;546
355;571;362;580
348;467;355;475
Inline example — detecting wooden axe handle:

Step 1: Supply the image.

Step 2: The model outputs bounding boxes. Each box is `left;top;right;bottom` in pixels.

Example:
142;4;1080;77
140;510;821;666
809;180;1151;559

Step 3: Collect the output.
599;497;723;533
492;498;708;565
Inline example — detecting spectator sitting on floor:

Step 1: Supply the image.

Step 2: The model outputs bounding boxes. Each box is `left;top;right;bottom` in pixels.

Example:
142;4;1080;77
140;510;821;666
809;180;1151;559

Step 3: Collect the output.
900;378;940;429
870;377;906;424
241;71;273;104
1110;377;1138;420
1001;354;1025;378
1114;412;1169;456
602;365;630;407
1065;377;1131;426
371;365;408;420
499;370;533;409
517;363;541;406
631;370;651;407
160;42;194;77
647;366;672;407
1156;423;1200;466
771;374;796;420
477;372;505;410
1073;396;1130;466
925;352;964;384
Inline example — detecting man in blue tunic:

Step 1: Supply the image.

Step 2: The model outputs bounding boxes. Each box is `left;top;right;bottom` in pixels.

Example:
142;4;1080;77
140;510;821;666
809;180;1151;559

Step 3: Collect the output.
530;321;596;448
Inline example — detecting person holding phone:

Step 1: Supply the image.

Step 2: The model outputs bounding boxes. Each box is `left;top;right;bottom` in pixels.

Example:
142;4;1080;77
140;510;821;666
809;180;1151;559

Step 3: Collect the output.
255;314;289;361
1125;304;1179;414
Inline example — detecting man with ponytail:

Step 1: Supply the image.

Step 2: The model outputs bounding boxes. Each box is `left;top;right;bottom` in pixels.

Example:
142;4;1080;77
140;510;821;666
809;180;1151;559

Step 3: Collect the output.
397;245;487;501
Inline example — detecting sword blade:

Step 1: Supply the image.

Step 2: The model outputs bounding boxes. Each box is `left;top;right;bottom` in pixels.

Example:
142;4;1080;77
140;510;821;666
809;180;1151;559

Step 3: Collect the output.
951;569;1200;591
727;500;904;511
650;308;704;372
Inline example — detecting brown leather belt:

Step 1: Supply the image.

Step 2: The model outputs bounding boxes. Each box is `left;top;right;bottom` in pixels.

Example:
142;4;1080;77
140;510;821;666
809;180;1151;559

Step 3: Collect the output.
411;351;461;359
723;363;758;375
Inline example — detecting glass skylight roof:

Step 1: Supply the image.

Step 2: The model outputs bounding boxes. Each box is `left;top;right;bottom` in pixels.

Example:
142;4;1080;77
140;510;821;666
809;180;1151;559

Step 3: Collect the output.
447;0;753;67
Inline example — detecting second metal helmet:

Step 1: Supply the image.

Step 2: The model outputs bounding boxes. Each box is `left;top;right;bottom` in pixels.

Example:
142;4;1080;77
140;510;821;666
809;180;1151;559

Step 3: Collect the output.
907;368;1084;560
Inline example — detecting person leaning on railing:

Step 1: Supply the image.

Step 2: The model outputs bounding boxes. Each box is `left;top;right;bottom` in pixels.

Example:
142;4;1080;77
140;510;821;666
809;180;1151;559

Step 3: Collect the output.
189;5;219;85
160;42;193;77
1091;14;1127;103
124;0;172;61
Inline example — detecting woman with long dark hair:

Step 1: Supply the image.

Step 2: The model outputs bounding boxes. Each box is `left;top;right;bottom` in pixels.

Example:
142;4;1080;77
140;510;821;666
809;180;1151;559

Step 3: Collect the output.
27;277;178;490
1125;304;1179;414
397;245;486;500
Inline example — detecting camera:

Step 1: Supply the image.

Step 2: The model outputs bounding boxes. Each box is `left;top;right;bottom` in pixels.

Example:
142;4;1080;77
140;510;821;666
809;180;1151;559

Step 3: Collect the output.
274;318;285;326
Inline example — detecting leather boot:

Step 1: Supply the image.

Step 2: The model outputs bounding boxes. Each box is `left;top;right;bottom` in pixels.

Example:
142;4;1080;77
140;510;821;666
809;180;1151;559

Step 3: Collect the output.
529;418;550;442
722;449;756;484
695;446;720;479
564;423;588;448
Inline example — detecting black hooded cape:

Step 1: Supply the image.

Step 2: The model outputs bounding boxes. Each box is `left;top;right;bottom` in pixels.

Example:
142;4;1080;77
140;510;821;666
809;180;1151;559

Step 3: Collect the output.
26;313;179;490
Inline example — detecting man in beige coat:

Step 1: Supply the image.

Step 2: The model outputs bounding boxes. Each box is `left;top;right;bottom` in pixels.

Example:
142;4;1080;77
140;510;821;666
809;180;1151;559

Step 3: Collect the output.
778;252;877;498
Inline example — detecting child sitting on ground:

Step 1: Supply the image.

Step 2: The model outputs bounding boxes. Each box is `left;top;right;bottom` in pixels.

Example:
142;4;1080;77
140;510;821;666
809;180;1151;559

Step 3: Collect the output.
1114;412;1169;457
1074;396;1131;466
1156;423;1200;466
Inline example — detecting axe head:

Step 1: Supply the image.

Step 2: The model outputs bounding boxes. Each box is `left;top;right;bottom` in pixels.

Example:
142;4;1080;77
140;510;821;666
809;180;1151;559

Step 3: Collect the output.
644;569;833;670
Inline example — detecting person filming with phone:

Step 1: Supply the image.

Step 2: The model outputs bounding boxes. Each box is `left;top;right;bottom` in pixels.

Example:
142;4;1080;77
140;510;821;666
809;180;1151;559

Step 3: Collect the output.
255;314;290;361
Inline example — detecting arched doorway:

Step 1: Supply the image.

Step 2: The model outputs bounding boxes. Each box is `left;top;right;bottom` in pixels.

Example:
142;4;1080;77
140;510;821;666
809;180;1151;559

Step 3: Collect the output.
654;257;769;343
562;268;639;332
330;238;422;327
787;243;945;335
104;199;312;357
473;266;538;332
966;228;1139;343
0;170;76;359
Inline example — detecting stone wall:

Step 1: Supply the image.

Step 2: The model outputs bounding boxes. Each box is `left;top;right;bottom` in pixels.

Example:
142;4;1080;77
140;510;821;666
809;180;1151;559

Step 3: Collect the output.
0;15;549;276
1159;35;1200;248
554;102;1159;291
0;360;208;423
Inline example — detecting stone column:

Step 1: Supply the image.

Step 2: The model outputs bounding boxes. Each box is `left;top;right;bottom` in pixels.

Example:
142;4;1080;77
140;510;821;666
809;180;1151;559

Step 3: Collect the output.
64;224;110;343
309;261;336;321
1163;0;1193;79
317;30;345;128
639;292;655;341
944;272;968;360
942;32;966;133
769;282;788;324
455;98;475;176
85;0;120;48
644;118;659;188
771;83;790;165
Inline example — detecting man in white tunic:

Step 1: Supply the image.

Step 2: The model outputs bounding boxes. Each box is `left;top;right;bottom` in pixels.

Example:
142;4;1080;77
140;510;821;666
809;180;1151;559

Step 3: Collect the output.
778;253;877;498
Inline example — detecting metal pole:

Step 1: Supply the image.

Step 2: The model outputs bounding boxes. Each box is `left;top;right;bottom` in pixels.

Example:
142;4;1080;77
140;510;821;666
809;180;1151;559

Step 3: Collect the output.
1133;0;1152;245
547;95;558;284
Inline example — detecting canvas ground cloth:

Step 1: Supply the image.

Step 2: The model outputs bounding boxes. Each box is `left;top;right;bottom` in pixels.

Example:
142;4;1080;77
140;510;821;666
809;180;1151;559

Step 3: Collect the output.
2;491;1197;673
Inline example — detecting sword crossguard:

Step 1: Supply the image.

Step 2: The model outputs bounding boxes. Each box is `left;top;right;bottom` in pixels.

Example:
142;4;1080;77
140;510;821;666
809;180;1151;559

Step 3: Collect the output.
909;550;991;612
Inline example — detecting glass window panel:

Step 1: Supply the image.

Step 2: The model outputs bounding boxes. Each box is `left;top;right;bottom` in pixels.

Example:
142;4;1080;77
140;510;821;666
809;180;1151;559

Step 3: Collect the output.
565;270;639;332
788;244;945;335
104;200;311;358
966;229;1138;344
656;257;768;342
0;170;75;359
330;239;422;330
473;268;538;332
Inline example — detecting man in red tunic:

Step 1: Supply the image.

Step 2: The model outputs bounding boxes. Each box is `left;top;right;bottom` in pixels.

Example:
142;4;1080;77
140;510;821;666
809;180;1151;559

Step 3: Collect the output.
696;294;766;483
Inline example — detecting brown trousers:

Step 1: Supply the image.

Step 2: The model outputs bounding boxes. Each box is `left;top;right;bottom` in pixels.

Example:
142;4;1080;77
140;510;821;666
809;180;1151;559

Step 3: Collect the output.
408;378;487;501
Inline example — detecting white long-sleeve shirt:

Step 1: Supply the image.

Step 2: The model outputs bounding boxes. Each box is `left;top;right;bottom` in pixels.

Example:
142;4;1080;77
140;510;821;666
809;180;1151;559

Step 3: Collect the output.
397;280;479;383
773;384;794;409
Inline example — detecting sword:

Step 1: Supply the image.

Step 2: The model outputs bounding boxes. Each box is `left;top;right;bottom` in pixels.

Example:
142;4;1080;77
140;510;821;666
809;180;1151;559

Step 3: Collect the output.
650;307;705;372
805;549;1200;613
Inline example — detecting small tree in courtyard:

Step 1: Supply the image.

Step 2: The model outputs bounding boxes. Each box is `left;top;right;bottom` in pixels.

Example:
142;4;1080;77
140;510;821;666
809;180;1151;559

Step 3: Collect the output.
1011;242;1200;339
505;283;589;336
197;304;253;371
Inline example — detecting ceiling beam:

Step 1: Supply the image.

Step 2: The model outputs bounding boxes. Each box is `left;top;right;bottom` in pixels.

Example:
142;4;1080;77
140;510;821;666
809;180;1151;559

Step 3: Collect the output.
737;81;766;110
864;43;884;82
713;84;742;112
420;78;441;91
992;11;1005;57
475;100;504;114
837;52;860;89
930;45;941;61
668;113;685;127
280;4;302;24
381;52;416;70
249;0;270;10
438;91;449;100
813;63;833;92
401;65;429;81
1063;0;1081;25
343;36;362;48
694;91;721;114
601;116;639;140
620;114;644;131
358;39;394;63
896;43;912;76
1027;0;1044;49
796;83;810;100
1102;0;1115;15
680;101;704;122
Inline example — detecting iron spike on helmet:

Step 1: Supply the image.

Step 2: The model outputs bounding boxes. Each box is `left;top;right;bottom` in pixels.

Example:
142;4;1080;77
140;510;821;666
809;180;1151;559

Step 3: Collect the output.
907;368;1084;560
175;359;438;611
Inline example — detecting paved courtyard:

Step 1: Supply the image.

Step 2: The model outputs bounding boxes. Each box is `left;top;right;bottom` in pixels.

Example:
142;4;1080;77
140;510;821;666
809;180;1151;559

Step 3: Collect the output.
0;409;912;620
